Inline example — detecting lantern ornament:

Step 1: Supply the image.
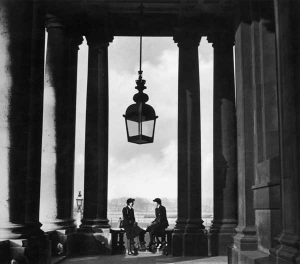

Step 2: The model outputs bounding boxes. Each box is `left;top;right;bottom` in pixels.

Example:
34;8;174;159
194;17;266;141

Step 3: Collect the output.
76;191;83;212
123;2;158;144
123;70;158;144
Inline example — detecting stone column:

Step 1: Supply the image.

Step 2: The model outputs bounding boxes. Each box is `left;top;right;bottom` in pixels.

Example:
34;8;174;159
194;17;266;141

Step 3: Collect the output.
40;14;76;233
229;1;258;263
269;0;300;262
209;31;238;256
79;34;113;232
250;0;281;257
0;0;37;240
172;28;207;257
25;0;48;238
63;33;83;228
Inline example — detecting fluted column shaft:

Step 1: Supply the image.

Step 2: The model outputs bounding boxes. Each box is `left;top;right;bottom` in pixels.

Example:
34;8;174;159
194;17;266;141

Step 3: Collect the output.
210;33;238;256
80;36;112;230
0;0;45;239
40;14;79;232
172;29;207;257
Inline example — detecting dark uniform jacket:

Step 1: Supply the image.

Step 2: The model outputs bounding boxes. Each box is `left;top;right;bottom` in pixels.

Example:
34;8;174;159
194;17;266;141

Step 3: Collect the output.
122;206;144;239
146;205;169;236
122;206;135;227
154;205;169;228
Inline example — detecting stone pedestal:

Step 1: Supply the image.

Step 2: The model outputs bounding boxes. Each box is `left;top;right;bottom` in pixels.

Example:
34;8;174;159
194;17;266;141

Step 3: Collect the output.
8;235;52;264
172;28;207;257
75;229;112;255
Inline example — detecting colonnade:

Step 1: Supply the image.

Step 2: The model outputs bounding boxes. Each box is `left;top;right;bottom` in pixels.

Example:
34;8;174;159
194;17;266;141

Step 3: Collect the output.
0;2;239;260
6;0;295;263
0;4;237;258
0;1;298;264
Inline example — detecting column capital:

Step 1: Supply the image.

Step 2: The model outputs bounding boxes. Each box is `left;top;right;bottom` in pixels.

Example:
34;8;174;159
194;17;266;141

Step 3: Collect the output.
207;30;235;50
173;27;201;48
67;34;84;51
46;13;65;30
86;32;114;50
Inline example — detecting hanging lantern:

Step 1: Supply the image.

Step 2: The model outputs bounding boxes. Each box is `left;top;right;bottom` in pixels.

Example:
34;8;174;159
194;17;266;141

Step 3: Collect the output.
123;71;158;144
123;3;158;144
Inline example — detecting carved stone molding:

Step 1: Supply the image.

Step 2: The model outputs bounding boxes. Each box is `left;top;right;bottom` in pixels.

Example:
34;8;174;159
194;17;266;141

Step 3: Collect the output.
173;27;201;48
46;13;64;30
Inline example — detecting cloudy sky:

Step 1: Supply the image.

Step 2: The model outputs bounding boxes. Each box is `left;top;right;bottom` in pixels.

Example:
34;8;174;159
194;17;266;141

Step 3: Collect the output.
74;37;213;202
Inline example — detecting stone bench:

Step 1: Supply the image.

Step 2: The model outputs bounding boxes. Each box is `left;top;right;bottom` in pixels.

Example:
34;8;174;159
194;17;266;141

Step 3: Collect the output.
110;228;126;255
110;227;173;255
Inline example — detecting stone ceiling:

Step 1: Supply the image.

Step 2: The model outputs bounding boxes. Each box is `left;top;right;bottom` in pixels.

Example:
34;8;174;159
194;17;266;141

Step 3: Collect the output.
48;0;235;36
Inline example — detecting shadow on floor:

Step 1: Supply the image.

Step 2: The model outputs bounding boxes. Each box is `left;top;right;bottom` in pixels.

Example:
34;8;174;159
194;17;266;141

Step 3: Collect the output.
58;252;228;264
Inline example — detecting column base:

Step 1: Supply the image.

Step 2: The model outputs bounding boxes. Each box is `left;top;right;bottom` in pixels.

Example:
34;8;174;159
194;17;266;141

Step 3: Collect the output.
269;232;300;264
228;226;271;264
47;229;76;257
210;220;237;256
41;219;76;233
228;247;274;264
210;231;236;256
24;222;44;238
79;218;111;231
0;240;9;263
0;223;27;240
172;229;208;256
7;234;52;264
228;246;271;264
232;226;258;251
74;228;112;255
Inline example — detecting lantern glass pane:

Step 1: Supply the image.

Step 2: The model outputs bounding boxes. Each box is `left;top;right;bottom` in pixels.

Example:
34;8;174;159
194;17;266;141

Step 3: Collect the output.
127;120;139;137
76;199;83;208
142;120;154;137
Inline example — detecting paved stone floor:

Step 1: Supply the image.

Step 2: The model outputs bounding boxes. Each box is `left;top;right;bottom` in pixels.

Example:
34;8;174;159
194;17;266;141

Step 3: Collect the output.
58;253;228;264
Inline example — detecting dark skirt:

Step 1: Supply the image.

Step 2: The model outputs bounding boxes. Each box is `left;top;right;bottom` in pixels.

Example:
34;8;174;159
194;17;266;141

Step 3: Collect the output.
146;221;167;236
124;225;144;240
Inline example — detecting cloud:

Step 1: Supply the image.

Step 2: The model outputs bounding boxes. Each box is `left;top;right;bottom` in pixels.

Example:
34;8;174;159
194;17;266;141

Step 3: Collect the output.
108;140;177;199
74;37;214;202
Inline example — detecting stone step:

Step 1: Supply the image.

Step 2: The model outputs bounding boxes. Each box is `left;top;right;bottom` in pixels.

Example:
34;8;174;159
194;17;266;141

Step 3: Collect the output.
51;255;67;264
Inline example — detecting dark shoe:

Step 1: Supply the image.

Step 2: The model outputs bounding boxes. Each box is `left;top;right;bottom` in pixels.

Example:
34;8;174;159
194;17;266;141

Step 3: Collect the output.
146;243;155;252
139;241;146;251
128;250;138;256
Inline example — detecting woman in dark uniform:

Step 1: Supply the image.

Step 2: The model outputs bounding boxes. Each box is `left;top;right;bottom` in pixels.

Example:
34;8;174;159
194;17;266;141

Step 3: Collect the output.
146;198;169;249
122;198;146;255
